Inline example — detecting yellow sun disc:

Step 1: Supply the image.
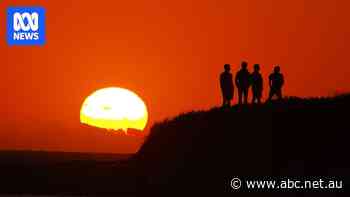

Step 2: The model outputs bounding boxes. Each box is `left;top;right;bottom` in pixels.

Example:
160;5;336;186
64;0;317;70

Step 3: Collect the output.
80;87;148;132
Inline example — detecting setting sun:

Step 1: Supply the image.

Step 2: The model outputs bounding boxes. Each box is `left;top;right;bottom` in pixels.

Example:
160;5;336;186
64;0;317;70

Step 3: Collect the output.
80;87;148;132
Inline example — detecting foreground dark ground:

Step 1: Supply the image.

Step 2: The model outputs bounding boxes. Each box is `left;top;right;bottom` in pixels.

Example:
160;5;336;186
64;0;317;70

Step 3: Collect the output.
0;95;349;196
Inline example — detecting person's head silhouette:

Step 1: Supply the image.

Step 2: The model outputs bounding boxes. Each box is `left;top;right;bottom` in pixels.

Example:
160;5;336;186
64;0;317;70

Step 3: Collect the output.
224;64;231;72
274;65;281;73
241;61;248;70
254;64;260;72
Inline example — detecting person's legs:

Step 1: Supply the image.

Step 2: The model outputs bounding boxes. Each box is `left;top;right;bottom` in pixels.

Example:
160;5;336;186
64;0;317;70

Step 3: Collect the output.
252;89;257;104
257;90;262;104
276;89;282;100
243;88;248;104
223;97;231;107
253;88;261;104
268;88;275;101
238;88;243;105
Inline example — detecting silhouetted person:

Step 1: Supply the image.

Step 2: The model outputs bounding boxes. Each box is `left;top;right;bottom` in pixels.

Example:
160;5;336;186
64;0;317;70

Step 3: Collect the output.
220;64;234;107
251;64;263;104
235;61;250;104
268;65;284;101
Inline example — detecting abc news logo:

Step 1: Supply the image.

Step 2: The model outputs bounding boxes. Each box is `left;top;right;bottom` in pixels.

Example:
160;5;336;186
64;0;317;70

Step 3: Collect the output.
7;7;46;46
13;12;39;40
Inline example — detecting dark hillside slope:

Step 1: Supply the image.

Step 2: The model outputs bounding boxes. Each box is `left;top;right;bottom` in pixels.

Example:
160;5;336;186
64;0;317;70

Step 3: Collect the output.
133;95;350;193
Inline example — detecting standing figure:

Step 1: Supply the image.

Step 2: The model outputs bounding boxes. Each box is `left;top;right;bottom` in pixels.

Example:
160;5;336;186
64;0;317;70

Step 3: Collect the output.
251;64;263;104
235;61;250;104
220;64;234;107
268;65;284;101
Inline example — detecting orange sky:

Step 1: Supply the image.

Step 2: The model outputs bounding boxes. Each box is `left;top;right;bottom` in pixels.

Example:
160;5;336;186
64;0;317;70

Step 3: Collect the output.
1;0;350;153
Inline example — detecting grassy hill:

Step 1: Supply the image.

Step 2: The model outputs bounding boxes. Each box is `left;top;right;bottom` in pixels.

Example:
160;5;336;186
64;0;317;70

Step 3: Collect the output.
132;95;350;194
0;95;349;196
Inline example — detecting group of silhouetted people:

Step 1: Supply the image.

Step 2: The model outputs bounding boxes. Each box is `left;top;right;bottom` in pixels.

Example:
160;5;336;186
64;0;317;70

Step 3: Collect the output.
220;61;284;107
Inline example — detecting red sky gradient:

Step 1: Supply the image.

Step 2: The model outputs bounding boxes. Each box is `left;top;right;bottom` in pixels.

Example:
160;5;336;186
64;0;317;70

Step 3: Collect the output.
1;0;350;153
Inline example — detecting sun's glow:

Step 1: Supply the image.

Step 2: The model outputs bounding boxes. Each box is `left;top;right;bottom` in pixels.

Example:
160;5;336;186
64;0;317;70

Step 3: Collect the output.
80;87;148;132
